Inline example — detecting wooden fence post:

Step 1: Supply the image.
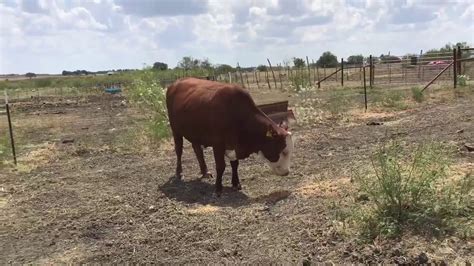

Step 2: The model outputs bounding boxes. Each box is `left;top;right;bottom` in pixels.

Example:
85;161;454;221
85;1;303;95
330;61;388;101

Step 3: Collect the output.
267;59;278;89
306;56;312;86
316;66;320;86
278;65;283;89
266;70;271;89
341;58;344;86
245;72;250;88
254;71;260;89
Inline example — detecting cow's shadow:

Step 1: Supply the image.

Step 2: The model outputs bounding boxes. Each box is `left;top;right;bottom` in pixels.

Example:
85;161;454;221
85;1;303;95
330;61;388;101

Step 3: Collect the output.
158;175;251;207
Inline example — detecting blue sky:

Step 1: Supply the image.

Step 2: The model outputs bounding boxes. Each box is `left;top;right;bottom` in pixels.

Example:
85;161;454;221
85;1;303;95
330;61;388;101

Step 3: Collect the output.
1;0;473;74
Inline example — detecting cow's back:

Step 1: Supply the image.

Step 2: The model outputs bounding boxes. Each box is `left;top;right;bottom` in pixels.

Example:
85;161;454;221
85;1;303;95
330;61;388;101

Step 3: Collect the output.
166;78;254;147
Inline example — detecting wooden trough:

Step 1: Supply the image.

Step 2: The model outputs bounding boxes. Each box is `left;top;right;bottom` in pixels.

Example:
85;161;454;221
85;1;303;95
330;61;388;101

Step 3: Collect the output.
257;100;296;125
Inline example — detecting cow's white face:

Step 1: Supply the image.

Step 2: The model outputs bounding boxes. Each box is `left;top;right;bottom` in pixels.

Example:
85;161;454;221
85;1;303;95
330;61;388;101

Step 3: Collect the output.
259;132;294;176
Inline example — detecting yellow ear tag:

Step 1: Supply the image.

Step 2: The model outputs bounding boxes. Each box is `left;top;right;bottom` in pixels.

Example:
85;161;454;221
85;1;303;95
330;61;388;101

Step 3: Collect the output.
266;130;272;138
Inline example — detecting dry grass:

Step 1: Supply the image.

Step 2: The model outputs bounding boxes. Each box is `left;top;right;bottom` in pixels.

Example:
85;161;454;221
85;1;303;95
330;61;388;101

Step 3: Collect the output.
18;142;59;173
187;205;221;215
295;176;352;199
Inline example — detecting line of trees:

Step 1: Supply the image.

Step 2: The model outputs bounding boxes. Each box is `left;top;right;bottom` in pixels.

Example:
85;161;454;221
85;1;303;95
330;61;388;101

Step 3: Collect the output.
54;41;472;78
61;69;138;76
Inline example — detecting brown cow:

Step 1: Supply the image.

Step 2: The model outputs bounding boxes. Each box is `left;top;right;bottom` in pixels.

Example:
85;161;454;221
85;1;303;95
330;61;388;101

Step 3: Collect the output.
166;77;294;196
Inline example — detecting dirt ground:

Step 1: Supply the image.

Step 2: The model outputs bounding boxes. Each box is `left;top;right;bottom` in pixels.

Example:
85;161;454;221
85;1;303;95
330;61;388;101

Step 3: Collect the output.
1;89;473;264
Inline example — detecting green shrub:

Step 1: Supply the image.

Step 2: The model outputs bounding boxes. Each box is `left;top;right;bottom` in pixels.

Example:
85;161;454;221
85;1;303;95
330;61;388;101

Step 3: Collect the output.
35;78;53;88
127;70;170;140
373;90;408;110
353;141;473;239
0;132;10;165
326;89;349;117
457;75;469;86
411;86;424;103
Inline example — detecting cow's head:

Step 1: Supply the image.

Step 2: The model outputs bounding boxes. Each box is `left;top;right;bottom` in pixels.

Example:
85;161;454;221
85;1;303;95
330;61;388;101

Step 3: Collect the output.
258;122;294;176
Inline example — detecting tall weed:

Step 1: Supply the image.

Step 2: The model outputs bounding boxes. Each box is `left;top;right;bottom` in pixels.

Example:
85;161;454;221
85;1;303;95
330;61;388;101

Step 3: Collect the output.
353;141;473;239
289;70;310;92
127;70;170;140
411;86;424;103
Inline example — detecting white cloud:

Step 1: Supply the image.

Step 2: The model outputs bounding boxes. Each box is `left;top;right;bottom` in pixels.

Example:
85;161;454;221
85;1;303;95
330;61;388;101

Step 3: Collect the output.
0;0;473;74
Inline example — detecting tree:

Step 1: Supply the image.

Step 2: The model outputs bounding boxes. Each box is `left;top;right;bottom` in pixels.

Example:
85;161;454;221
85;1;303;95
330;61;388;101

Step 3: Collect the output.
347;55;364;65
425;41;471;59
177;56;213;70
316;51;338;68
178;56;199;70
293;57;305;68
256;65;267;71
152;62;168;70
215;64;233;74
25;72;36;79
199;58;212;69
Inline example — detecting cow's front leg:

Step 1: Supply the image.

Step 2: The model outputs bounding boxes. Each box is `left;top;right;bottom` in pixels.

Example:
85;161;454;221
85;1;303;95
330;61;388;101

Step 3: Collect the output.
230;160;242;190
192;143;212;178
212;146;226;197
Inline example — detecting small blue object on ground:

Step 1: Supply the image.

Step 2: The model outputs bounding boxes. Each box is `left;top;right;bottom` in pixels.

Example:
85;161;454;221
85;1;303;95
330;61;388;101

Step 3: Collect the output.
105;86;122;94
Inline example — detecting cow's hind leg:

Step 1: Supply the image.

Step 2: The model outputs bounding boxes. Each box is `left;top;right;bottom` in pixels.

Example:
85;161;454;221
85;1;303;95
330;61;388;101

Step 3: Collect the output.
230;160;242;190
212;146;226;197
173;132;184;179
192;143;212;178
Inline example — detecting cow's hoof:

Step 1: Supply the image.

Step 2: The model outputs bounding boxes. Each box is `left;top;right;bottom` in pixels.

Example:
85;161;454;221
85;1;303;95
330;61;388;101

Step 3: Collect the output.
232;184;242;191
201;172;213;179
214;189;222;198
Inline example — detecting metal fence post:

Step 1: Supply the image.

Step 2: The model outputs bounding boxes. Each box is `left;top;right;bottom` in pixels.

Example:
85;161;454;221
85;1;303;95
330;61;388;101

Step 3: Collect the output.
457;45;462;75
4;91;17;165
363;66;367;111
369;55;373;88
453;48;457;88
341;58;344;87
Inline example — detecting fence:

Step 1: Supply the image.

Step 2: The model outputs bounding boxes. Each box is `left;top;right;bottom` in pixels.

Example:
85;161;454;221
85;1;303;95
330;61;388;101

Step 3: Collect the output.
212;47;473;91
